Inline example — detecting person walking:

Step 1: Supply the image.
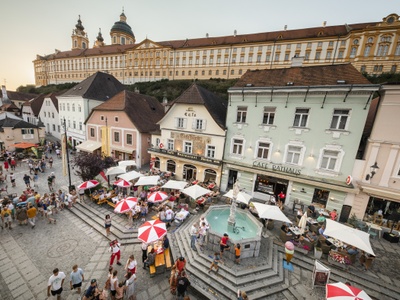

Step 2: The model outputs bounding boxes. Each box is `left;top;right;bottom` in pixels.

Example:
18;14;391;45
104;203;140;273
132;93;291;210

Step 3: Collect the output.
124;254;137;275
27;203;37;229
1;205;13;230
10;172;16;187
109;270;119;300
47;268;66;300
10;157;16;171
23;174;32;188
208;252;222;273
125;271;136;300
141;242;148;267
176;271;191;299
190;223;198;251
109;240;122;266
105;214;112;236
4;160;9;172
48;156;53;168
70;264;84;295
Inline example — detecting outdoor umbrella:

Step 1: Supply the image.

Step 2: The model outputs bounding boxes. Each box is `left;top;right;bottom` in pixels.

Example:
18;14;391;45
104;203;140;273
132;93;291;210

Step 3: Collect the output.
147;191;168;203
106;166;127;176
252;202;292;224
118;160;137;167
114;197;138;214
326;282;372;300
13;142;38;149
324;219;375;255
77;180;100;190
161;180;188;190
181;184;210;200
298;211;308;234
223;189;252;205
113;178;133;188
138;219;167;244
118;170;143;181
134;175;160;186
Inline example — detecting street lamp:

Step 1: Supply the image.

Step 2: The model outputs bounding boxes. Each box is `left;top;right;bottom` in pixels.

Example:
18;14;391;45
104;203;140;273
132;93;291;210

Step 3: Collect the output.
63;118;72;190
365;162;379;181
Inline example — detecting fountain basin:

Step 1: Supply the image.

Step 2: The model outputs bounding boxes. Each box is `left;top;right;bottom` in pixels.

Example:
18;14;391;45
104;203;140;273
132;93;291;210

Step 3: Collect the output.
205;205;263;258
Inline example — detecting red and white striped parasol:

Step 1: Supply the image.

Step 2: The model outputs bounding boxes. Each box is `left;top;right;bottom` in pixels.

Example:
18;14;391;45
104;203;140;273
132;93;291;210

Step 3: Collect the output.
138;219;167;243
147;191;168;203
77;180;100;190
113;178;132;188
114;197;138;214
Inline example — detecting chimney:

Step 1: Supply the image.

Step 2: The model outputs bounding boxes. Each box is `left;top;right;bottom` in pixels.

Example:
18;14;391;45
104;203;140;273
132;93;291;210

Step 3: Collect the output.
284;25;287;31
1;85;8;101
323;21;327;27
234;30;237;37
206;33;209;38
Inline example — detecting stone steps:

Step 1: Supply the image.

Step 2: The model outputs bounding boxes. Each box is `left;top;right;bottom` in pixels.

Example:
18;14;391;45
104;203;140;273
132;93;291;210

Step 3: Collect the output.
274;241;400;300
171;216;290;300
68;202;140;244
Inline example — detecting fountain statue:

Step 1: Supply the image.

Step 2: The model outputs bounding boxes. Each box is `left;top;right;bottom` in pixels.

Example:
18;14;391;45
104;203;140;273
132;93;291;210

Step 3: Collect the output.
227;180;240;231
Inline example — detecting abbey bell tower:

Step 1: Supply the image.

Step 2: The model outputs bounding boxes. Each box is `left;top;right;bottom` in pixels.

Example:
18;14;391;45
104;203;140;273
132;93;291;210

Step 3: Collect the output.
71;15;89;50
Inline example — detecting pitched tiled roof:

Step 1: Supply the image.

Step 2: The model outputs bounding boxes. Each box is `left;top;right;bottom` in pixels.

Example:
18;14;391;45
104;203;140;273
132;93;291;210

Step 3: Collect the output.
48;93;59;113
60;71;125;101
0;117;38;129
26;94;46;116
1;102;20;112
92;90;165;133
233;64;372;87
171;84;228;129
0;90;36;102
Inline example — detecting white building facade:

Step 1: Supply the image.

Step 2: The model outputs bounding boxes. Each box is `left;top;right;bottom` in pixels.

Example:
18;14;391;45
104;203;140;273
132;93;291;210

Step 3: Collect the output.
38;94;61;140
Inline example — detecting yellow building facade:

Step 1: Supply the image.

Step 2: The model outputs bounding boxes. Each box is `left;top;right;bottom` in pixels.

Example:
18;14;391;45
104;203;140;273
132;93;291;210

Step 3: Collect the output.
34;13;400;87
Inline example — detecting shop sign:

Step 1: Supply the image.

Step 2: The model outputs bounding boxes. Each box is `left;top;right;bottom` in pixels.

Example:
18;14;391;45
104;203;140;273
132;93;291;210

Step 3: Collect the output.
150;147;221;165
252;160;301;175
184;107;196;117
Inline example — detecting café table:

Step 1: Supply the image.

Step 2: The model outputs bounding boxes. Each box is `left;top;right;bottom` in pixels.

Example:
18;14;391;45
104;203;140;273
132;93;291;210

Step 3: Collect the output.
365;222;382;239
289;226;303;236
307;217;318;224
148;242;166;269
327;238;346;249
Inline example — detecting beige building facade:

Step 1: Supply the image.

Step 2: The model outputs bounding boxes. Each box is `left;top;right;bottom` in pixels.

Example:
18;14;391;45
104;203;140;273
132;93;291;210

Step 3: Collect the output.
34;13;400;87
148;84;227;185
351;84;400;220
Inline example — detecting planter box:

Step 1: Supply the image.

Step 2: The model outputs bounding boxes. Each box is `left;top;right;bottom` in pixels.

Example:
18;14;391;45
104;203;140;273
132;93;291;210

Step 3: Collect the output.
383;232;400;243
327;255;350;270
314;248;323;259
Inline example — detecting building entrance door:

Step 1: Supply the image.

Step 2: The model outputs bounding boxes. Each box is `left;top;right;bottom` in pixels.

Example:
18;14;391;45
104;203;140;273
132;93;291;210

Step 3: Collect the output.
183;164;197;181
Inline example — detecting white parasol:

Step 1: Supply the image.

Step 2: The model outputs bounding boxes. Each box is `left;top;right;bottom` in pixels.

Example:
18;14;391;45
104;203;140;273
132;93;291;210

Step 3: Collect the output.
161;180;188;190
324;219;375;255
298;211;308;234
106;166;127;176
252;202;292;224
181;184;210;199
118;170;143;181
223;190;252;205
118;160;137;167
134;175;160;186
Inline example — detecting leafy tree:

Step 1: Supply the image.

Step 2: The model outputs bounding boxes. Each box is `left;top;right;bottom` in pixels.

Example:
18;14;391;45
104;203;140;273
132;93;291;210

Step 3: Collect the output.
72;152;115;182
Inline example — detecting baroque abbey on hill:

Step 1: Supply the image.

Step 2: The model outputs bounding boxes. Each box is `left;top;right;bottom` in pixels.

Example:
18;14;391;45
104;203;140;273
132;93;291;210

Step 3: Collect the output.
34;12;400;87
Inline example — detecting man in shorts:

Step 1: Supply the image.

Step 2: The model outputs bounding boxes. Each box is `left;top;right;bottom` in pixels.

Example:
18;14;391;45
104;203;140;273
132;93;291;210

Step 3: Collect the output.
220;233;230;257
69;264;84;294
1;205;12;230
47;268;66;300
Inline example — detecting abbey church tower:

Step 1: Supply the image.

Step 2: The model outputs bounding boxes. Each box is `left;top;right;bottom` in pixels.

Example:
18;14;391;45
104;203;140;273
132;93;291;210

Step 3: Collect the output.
71;15;89;50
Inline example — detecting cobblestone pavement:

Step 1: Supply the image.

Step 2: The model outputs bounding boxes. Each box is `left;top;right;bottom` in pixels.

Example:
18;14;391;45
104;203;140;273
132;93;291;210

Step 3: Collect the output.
0;153;399;299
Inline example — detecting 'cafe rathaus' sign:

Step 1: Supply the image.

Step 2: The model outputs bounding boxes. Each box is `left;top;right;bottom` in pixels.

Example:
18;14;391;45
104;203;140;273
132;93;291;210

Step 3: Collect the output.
252;160;301;176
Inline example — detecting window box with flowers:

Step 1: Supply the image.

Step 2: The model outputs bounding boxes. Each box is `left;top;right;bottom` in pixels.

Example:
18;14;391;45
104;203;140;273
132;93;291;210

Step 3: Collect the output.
327;250;351;270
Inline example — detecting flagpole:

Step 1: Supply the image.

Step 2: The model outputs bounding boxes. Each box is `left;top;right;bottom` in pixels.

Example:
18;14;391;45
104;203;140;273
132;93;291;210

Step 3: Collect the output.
63;118;72;190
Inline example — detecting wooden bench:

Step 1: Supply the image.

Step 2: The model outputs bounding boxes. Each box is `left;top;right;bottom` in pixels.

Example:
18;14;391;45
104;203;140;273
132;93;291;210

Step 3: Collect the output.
164;248;173;269
97;198;107;205
149;264;156;277
107;201;116;208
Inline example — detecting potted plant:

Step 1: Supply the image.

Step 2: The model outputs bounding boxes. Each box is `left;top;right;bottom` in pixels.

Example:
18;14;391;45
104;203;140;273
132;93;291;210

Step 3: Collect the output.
347;213;358;227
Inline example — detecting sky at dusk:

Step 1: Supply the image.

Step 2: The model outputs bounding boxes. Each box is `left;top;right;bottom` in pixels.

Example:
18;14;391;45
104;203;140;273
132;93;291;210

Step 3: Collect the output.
1;0;398;91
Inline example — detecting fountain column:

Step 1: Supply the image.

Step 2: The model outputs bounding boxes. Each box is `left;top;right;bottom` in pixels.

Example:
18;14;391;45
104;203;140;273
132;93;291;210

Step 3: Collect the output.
227;180;240;231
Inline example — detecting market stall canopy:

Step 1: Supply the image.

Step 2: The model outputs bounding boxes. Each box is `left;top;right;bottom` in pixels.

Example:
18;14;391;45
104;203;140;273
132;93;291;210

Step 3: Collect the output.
75;140;102;153
118;160;136;167
252;202;292;224
161;180;188;190
118;170;143;181
181;184;210;199
223;190;252;205
326;282;372;300
134;175;160;186
324;219;375;256
13;142;37;149
105;166;127;176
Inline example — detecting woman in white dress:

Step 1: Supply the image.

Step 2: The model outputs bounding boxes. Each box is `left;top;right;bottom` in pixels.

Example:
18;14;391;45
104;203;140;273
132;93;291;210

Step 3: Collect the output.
125;271;136;300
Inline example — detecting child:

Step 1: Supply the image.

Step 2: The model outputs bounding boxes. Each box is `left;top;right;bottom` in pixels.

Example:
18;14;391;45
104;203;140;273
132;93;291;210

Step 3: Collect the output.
235;244;241;264
115;282;124;300
208;252;222;273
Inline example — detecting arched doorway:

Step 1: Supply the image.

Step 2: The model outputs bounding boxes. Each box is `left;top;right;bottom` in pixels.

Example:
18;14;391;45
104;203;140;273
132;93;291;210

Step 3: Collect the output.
204;169;217;183
166;159;176;173
183;164;197;181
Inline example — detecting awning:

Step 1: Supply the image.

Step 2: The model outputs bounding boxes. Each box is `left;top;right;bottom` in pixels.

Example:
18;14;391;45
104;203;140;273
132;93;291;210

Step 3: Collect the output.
360;184;400;202
13;142;38;149
76;140;102;153
111;146;134;154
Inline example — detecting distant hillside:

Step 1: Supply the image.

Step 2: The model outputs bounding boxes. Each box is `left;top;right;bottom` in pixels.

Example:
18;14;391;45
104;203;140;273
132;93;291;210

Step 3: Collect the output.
17;79;237;101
